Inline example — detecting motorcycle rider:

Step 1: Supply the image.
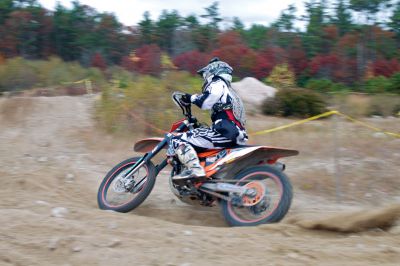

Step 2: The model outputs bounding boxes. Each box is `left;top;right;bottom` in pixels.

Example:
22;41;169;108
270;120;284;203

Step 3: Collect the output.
170;57;248;182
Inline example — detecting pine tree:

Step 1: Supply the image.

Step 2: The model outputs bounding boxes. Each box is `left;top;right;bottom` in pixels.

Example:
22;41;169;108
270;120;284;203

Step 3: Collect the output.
332;0;353;36
138;11;155;45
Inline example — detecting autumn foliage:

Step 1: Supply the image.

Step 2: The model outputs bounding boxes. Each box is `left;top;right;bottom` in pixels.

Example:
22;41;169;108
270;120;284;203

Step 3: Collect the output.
173;51;209;75
0;0;399;92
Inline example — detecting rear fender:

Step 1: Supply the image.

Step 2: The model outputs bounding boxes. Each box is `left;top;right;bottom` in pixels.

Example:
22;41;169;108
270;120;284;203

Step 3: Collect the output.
209;146;299;171
134;138;166;153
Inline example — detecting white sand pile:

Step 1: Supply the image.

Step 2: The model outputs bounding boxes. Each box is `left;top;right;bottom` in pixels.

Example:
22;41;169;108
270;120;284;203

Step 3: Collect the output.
232;77;277;109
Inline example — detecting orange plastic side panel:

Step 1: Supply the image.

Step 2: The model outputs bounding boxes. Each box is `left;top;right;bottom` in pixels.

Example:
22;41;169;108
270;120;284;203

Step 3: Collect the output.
134;138;165;153
198;149;221;158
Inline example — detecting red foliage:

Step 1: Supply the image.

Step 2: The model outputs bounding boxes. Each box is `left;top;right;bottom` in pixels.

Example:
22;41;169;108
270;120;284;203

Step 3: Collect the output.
218;31;244;47
287;38;308;77
211;31;261;77
120;56;135;72
91;52;107;70
173;50;209;75
0;11;33;57
251;47;287;79
373;59;400;77
212;44;257;77
323;25;339;41
310;54;339;75
310;54;357;83
133;44;162;75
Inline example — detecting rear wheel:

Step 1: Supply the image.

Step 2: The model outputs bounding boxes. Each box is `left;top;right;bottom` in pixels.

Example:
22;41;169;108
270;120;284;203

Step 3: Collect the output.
220;165;292;227
97;157;156;213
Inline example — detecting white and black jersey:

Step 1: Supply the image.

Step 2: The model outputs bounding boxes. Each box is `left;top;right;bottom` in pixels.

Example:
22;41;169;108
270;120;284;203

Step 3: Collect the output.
169;77;248;154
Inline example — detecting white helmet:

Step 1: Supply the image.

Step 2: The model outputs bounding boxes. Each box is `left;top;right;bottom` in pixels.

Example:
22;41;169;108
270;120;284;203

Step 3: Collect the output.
197;57;233;85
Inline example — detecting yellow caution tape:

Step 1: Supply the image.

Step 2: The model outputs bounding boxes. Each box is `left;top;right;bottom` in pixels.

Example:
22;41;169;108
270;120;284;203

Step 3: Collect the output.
249;110;339;136
61;79;88;85
60;79;93;94
249;110;400;138
336;112;400;138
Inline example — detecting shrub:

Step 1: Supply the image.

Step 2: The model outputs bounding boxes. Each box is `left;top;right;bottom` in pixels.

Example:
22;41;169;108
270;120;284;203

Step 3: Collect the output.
133;44;162;76
393;104;400;117
0;57;106;92
0;57;40;91
262;88;327;118
364;76;392;93
365;94;400;117
388;73;400;94
305;78;350;92
261;97;280;115
97;71;208;134
305;78;333;92
265;64;296;89
367;104;384;117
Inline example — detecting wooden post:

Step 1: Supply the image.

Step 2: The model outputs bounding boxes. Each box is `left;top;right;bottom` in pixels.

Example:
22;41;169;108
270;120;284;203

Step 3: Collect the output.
332;107;342;203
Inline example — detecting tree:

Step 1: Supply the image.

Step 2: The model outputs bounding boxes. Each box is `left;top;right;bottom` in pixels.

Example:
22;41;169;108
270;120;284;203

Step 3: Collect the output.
302;0;327;57
138;11;155;45
331;0;353;36
0;0;14;24
200;1;222;30
155;10;181;54
243;24;268;50
272;4;297;32
349;0;392;23
388;2;400;39
95;13;126;64
231;17;245;33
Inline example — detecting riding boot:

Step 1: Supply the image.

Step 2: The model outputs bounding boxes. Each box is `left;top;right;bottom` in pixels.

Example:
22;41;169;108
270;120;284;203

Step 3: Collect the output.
173;143;206;182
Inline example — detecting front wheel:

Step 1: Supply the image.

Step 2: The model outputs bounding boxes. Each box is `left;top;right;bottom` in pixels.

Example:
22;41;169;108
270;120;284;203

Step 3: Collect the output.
97;157;156;213
220;165;293;227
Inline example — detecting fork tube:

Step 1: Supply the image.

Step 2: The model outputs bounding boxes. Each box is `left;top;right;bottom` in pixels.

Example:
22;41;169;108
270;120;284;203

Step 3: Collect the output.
155;158;168;175
127;122;187;179
125;138;168;179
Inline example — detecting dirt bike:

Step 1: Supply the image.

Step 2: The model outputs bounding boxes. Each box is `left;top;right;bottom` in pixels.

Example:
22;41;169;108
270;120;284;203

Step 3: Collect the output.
97;92;299;226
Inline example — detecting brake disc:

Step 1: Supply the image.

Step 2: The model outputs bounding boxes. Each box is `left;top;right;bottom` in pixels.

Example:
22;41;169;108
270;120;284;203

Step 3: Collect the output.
241;181;266;207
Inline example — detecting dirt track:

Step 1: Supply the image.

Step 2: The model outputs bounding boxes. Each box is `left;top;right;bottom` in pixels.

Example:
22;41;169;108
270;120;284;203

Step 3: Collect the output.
0;95;399;266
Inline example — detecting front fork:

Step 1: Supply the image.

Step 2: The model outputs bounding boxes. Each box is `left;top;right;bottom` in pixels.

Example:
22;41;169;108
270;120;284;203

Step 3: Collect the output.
122;129;183;191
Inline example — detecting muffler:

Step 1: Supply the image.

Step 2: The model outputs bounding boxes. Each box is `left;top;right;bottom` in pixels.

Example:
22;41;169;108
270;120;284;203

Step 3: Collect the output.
200;182;248;195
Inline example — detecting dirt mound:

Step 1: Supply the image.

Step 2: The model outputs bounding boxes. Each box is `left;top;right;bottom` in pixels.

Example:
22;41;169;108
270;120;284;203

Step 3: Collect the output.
291;204;400;233
232;77;277;109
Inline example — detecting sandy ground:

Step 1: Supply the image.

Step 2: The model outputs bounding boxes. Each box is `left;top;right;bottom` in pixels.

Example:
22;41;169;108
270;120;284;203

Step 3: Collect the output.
0;95;399;266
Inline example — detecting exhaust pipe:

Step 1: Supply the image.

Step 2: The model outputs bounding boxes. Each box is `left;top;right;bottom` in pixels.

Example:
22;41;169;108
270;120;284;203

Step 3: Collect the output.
200;183;247;195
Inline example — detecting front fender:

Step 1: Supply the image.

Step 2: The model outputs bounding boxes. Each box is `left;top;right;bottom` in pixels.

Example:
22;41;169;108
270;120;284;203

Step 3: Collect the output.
134;138;166;153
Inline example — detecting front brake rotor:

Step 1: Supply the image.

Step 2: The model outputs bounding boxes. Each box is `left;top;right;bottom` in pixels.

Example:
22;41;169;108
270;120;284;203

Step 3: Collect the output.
241;181;266;207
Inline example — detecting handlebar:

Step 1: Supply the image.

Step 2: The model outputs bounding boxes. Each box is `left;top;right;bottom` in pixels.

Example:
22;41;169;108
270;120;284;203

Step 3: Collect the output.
172;91;199;130
172;91;192;119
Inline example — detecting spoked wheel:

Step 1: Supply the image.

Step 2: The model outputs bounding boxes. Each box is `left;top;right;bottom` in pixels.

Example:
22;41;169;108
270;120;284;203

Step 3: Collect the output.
220;165;293;227
97;157;156;213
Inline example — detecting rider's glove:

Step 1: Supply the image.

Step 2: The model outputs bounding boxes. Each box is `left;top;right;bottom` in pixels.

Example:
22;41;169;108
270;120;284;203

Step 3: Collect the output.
180;93;192;106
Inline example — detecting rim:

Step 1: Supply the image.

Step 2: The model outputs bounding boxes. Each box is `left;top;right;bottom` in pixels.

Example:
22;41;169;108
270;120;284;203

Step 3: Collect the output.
101;161;149;208
227;171;283;224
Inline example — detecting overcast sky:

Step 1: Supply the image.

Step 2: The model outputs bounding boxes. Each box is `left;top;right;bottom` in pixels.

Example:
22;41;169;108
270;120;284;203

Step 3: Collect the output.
38;0;306;28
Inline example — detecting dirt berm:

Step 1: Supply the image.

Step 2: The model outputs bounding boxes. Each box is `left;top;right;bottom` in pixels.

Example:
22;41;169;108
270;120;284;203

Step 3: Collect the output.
0;95;399;266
